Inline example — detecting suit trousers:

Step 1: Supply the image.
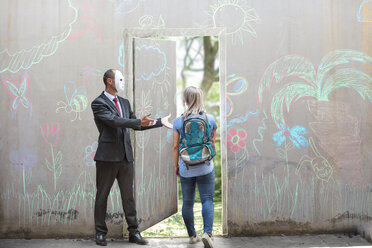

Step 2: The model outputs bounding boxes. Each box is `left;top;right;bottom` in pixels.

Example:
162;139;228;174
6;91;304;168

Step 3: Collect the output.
94;159;138;235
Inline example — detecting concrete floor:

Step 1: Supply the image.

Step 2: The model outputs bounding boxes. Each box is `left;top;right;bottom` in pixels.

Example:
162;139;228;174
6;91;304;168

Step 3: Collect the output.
0;234;371;248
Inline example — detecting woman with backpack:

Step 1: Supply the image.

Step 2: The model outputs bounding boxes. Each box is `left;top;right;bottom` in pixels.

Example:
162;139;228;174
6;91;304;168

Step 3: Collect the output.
172;86;217;248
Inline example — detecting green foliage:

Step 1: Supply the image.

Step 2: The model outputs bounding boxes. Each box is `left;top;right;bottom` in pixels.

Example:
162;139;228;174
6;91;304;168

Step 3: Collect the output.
176;36;221;204
142;202;222;237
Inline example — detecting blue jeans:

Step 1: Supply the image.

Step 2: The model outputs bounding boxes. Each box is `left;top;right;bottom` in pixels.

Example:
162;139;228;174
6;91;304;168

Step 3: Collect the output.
180;170;215;237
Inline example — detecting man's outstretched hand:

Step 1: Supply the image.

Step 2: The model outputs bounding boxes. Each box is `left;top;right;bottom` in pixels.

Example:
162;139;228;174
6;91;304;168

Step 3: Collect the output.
161;114;173;129
140;114;156;126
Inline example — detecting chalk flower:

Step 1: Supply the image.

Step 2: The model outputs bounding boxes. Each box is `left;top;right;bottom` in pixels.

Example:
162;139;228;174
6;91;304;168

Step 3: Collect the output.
40;120;61;147
227;127;247;153
273;124;309;149
9;147;37;171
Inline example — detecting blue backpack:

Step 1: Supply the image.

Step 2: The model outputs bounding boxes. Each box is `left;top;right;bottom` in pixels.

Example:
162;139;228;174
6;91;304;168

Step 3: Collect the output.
179;111;216;169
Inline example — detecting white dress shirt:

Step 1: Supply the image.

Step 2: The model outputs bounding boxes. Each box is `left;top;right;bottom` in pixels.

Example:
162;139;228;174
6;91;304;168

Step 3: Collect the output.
104;91;123;117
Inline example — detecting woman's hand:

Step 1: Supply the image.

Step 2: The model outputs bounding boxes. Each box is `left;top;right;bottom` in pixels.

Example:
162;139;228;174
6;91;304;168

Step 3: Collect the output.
161;114;173;129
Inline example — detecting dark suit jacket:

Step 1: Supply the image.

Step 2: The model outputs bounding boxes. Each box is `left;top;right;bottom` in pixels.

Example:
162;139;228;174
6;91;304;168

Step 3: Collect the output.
91;92;162;162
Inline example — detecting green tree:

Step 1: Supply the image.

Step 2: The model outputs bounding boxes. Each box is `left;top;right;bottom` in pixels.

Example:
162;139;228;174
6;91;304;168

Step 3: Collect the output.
178;36;221;202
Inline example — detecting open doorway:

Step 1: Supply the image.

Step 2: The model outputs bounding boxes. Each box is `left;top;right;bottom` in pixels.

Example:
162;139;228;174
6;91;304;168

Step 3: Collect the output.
142;36;222;237
122;27;227;237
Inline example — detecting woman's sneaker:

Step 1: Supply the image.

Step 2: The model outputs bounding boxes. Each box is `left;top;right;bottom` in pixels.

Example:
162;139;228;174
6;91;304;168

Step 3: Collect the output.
202;233;213;248
189;235;200;244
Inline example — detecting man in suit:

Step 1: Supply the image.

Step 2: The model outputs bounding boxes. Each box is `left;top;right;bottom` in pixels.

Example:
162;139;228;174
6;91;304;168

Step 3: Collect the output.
91;69;172;246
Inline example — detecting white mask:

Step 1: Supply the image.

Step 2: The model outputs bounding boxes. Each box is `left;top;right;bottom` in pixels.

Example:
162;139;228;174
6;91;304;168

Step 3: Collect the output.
115;70;125;93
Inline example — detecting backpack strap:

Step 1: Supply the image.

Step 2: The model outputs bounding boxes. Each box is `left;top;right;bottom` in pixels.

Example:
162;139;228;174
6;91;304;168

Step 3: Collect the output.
200;111;212;142
180;114;187;146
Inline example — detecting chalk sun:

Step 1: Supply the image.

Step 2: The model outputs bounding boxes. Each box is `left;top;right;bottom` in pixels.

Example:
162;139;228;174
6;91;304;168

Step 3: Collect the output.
208;0;260;44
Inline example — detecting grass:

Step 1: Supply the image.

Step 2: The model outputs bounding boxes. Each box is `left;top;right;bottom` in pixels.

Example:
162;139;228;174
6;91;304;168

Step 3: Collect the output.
142;201;222;237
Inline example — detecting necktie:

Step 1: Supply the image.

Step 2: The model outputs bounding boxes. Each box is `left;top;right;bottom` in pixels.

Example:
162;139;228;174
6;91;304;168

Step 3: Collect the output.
113;98;121;117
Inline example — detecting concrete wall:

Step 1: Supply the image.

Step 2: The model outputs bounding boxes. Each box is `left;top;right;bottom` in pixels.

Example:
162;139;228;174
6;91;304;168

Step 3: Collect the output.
0;0;371;238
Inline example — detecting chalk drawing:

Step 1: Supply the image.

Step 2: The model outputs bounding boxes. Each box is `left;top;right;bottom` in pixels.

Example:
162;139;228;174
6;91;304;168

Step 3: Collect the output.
227;127;248;153
40;120;62;191
82;65;103;85
109;0;145;15
229;164;370;223
2;164;123;227
357;0;372;22
136;168;175;222
307;100;365;187
252;110;267;155
135;90;152;194
135;124;175;221
10;148;37;197
135;117;176;223
138;15;165;28
0;0;78;74
56;82;88;122
226;74;249;116
272;124;309;150
154;108;166;120
258;50;372;128
84;141;98;166
134;45;167;81
118;43;124;67
132;39;177;226
227;110;259;128
67;0;104;42
226;97;233;116
136;90;153;117
272;125;307;184
296;137;334;183
270;125;309;218
207;0;260;44
2;73;32;116
152;66;171;99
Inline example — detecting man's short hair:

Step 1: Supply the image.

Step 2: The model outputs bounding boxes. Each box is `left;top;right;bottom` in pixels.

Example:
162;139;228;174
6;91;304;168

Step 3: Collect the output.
103;69;115;86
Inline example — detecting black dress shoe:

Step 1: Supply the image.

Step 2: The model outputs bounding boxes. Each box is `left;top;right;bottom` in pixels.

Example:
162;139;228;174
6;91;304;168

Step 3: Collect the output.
129;232;148;245
96;234;107;246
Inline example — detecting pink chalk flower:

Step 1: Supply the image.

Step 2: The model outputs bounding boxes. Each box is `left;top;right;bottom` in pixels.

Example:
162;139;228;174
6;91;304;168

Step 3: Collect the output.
227;127;247;153
40;120;61;147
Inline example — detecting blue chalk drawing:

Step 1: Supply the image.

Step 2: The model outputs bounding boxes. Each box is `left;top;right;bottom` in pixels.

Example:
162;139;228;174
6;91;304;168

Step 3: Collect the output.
273;124;309;149
3;73;32;116
357;0;372;22
227;110;259;128
135;45;167;81
84;141;98;166
118;42;124;67
110;0;145;15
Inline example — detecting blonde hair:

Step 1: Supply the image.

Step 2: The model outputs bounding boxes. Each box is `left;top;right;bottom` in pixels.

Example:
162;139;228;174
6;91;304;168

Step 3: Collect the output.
183;86;205;116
